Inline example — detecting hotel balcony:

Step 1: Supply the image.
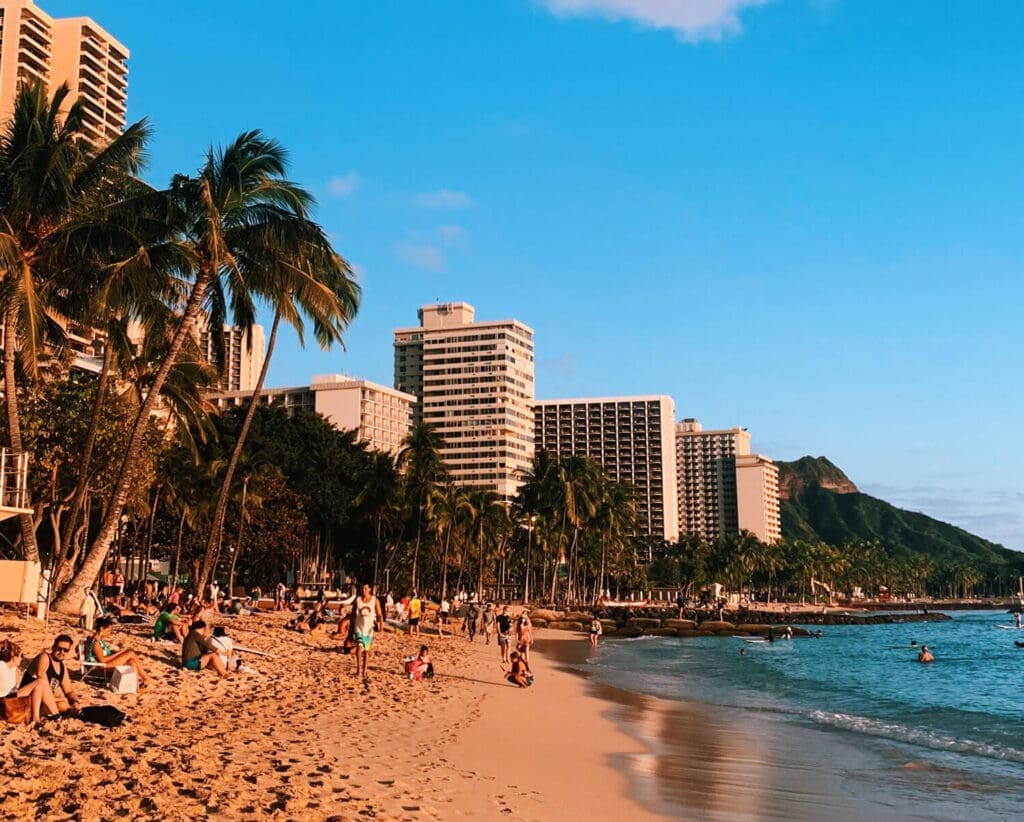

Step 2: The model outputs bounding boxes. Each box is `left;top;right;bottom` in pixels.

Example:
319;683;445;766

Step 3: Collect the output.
0;449;31;521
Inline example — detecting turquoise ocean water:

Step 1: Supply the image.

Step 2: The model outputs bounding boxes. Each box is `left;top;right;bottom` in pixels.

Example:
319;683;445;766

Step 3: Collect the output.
578;611;1024;819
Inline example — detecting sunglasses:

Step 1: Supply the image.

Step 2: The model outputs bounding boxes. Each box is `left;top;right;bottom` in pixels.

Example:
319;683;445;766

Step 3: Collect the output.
53;646;72;654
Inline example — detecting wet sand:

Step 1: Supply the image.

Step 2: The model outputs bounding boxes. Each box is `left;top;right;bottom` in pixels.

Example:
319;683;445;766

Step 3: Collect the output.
536;632;1020;822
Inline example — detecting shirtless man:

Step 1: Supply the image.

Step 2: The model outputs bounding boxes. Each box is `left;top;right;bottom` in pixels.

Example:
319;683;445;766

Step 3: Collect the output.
352;584;385;681
918;645;934;663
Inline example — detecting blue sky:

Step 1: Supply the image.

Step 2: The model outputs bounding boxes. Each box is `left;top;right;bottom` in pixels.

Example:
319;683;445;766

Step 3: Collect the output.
51;1;1024;549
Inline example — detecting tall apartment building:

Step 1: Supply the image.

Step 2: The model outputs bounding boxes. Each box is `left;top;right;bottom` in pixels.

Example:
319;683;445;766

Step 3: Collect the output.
0;1;129;144
210;375;415;456
198;323;267;393
394;302;535;499
735;454;782;544
534;396;679;545
675;419;781;544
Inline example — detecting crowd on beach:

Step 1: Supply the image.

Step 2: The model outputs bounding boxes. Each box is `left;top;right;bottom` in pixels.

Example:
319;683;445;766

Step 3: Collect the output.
3;577;543;728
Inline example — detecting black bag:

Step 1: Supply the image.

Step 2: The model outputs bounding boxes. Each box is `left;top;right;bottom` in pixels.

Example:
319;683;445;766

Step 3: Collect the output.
79;705;127;728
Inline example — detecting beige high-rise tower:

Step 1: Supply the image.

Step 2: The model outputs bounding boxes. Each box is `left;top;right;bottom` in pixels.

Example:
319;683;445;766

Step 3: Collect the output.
0;1;128;144
394;302;535;499
198;323;267;393
675;418;781;544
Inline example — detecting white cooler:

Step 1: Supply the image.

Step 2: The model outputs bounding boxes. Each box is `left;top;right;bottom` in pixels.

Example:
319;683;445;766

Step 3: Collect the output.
109;665;137;694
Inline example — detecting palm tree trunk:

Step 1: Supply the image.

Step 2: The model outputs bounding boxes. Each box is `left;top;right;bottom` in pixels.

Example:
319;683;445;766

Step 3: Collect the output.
172;509;186;591
440;522;453;602
197;311;281;595
3;306;40;564
410;489;426;592
52;272;212;614
56;340;114;582
227;476;248;597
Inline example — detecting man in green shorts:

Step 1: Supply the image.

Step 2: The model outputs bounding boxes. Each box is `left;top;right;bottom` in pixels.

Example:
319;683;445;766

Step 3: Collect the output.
353;584;384;681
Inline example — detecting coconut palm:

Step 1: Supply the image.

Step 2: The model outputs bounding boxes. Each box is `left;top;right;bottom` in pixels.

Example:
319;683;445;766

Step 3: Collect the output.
54;131;333;613
462;488;507;602
0;80;151;563
355;451;401;590
397;422;448;590
196;191;360;594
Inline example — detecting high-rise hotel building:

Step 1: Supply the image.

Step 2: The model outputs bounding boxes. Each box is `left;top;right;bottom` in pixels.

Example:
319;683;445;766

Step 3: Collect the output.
210;375;415;457
0;1;129;144
394;302;535;499
198;323;267;393
675;419;780;544
534;396;680;545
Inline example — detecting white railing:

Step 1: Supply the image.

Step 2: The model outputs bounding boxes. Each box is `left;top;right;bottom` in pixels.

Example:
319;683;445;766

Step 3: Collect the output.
0;449;29;510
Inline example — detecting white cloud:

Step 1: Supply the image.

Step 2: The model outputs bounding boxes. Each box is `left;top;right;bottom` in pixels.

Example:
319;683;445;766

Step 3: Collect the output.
327;172;361;197
415;189;475;209
536;0;771;42
437;224;470;245
396;242;445;272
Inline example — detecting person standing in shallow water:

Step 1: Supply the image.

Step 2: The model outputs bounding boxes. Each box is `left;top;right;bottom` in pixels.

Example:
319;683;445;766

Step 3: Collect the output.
353;584;384;681
918;645;934;663
589;616;603;648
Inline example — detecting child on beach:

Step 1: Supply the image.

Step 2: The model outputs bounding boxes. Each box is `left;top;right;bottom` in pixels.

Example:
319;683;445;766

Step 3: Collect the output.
404;645;434;681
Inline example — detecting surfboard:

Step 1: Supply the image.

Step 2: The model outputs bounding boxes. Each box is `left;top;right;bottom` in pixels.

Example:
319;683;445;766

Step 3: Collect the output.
733;636;768;643
996;625;1020;630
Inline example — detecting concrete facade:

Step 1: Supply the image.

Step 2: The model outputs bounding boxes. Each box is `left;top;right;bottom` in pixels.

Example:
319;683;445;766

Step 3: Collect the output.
735;453;782;544
0;1;128;144
534;396;679;544
394;302;535;499
198;323;266;393
675;419;750;542
209;375;415;457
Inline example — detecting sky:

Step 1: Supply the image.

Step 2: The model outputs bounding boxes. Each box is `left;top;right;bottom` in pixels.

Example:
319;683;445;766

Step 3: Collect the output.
48;0;1024;549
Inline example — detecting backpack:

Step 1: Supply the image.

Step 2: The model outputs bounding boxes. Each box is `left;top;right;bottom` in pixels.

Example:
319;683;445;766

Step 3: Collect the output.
79;704;127;728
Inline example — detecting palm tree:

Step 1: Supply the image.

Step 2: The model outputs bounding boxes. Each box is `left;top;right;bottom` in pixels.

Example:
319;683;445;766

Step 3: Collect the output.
354;452;401;590
55;131;336;613
0;80;151;564
557;456;601;604
397;422;447;591
196;204;359;594
593;479;636;603
428;483;470;602
462;489;507;602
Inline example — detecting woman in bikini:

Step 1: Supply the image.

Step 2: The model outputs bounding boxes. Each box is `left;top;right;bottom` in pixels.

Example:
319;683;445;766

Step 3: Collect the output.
87;617;154;687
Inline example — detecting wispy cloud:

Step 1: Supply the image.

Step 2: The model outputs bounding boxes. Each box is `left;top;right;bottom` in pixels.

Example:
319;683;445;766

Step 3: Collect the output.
536;0;771;43
437;224;471;245
415;189;475;209
396;242;445;272
537;354;578;380
327;172;361;197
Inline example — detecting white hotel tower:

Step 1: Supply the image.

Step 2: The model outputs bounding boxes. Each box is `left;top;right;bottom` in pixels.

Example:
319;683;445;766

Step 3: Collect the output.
394;302;535;499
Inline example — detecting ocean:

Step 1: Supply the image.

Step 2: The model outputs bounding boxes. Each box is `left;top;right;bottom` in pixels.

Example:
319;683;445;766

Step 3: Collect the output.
555;611;1024;820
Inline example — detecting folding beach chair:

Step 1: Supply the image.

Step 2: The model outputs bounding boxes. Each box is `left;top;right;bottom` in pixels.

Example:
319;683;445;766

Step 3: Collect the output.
77;639;110;686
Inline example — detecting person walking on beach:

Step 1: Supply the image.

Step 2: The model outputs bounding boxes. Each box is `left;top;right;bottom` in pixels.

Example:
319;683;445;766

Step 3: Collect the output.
465;601;479;642
482;603;497;645
353;584;384;681
496;606;513;664
439;596;451;635
516;610;534;667
408;592;422;636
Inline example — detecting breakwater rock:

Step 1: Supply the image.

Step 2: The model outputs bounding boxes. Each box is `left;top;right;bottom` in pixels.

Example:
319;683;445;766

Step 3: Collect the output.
530;607;952;638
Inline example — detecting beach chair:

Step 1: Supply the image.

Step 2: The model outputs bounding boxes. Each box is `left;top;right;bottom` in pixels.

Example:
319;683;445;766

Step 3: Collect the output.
77;639;110;686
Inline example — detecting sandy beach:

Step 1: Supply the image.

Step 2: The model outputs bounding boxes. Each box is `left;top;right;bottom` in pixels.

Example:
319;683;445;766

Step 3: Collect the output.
0;609;659;821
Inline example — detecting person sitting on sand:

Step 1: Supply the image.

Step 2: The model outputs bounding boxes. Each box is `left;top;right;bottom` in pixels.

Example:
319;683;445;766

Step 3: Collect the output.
153;603;188;643
1;639;61;723
181;620;229;678
405;645;433;681
87;617;154;687
20;635;84;716
918;645;934;664
352;584;385;681
506;651;531;688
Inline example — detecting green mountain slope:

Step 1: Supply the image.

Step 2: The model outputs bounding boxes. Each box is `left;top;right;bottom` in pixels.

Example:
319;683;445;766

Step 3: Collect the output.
778;457;1019;563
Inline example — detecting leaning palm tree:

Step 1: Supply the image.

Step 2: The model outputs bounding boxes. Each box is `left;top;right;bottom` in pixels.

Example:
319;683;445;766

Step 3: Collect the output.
54;131;330;613
195;164;360;595
0;80;151;564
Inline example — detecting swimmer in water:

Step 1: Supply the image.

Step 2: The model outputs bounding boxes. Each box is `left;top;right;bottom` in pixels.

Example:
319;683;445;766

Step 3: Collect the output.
918;645;934;663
